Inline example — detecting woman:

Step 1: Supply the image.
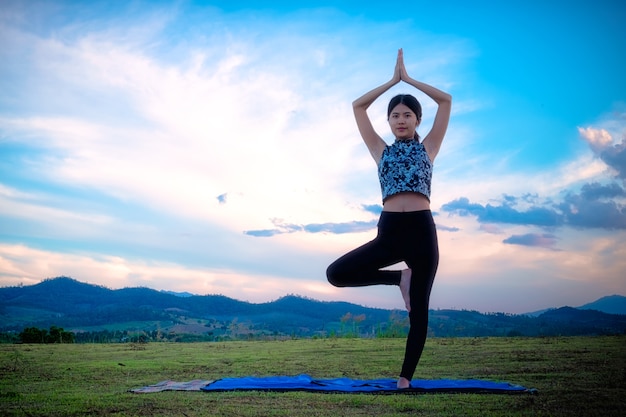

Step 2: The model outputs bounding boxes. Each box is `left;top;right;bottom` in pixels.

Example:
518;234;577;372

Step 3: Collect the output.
326;49;452;389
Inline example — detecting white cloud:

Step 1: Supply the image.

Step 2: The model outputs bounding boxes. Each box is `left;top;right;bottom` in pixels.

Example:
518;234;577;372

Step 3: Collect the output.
1;7;469;236
0;243;341;303
578;127;613;152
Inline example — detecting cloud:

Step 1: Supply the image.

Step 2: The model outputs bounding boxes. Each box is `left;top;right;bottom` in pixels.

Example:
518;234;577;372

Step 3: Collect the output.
245;218;378;237
602;144;626;181
441;197;563;227
0;243;340;303
244;203;469;236
361;204;383;215
436;224;460;232
503;233;559;249
558;183;626;230
217;193;228;204
578;127;613;152
442;190;626;231
443;111;626;233
0;11;364;231
243;229;279;238
579;118;626;181
578;182;626;200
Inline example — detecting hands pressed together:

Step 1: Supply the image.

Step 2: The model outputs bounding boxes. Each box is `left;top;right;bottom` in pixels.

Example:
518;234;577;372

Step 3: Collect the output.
392;48;411;84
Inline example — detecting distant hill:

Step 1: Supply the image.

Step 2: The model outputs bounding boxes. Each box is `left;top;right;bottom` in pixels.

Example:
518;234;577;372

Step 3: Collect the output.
525;295;626;317
1;277;625;340
0;277;391;338
577;295;626;315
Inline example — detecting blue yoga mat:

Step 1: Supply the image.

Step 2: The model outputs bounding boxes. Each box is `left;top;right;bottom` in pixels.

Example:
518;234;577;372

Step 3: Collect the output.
201;374;533;394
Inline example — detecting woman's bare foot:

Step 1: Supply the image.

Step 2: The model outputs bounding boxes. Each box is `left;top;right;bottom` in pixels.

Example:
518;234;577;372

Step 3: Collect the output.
399;268;411;312
397;377;410;389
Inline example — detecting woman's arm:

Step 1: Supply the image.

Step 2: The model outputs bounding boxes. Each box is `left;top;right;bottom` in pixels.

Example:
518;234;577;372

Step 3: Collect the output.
399;49;452;162
352;52;402;163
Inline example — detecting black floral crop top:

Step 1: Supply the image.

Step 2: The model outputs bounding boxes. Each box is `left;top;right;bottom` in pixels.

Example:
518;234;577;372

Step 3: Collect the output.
378;139;432;203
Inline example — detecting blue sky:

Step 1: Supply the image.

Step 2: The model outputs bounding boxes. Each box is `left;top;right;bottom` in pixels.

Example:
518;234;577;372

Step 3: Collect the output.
1;0;624;313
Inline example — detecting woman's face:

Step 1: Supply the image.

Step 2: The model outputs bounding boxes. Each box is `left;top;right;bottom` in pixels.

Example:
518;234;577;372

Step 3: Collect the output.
388;103;420;140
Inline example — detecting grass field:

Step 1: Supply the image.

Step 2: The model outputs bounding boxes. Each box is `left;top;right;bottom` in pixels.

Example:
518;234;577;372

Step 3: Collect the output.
1;336;624;416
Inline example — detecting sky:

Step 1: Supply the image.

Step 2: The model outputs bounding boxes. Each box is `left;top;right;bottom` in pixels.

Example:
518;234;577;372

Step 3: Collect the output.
0;0;625;314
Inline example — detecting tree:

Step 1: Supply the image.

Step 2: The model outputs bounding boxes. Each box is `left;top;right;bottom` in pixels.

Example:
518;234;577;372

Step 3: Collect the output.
19;327;47;343
18;326;75;344
46;326;75;343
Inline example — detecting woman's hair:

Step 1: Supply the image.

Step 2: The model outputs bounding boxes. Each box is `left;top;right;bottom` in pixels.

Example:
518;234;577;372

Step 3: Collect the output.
387;94;422;140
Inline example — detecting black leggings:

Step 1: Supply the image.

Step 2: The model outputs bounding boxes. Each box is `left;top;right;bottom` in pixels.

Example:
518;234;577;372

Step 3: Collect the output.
326;210;438;380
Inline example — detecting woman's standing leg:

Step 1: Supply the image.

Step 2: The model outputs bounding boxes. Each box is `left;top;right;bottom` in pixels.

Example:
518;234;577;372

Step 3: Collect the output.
399;213;439;382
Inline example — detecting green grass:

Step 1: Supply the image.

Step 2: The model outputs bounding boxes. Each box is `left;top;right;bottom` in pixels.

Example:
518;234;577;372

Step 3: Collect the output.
1;336;624;416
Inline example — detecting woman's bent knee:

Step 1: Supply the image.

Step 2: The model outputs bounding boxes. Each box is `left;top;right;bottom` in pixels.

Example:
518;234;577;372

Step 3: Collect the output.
326;263;345;287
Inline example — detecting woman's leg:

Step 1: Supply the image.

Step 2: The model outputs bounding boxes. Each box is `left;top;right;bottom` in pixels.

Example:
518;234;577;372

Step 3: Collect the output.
399;268;412;312
326;236;402;287
399;261;436;381
399;213;439;382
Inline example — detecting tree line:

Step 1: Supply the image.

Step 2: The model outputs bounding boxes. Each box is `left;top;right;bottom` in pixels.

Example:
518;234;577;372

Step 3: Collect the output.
18;326;75;343
2;306;623;344
1;313;409;344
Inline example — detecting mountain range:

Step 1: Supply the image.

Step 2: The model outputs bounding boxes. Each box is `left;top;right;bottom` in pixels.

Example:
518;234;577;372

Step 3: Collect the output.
1;277;625;340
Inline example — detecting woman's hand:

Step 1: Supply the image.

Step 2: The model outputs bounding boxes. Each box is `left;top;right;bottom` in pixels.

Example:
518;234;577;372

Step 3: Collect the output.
396;48;410;82
391;49;403;84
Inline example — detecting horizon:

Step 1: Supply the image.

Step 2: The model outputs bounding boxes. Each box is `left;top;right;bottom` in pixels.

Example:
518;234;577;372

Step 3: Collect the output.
1;1;625;314
6;276;626;315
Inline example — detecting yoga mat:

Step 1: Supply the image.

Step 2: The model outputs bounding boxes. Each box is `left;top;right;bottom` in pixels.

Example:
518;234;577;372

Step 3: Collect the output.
131;374;535;394
130;379;215;393
201;374;533;394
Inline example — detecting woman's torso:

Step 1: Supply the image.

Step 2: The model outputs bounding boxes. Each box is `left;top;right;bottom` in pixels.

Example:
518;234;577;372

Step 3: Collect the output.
378;140;433;212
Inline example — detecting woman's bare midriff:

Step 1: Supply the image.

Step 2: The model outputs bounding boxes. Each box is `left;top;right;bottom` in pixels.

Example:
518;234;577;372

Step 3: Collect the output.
382;192;430;212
